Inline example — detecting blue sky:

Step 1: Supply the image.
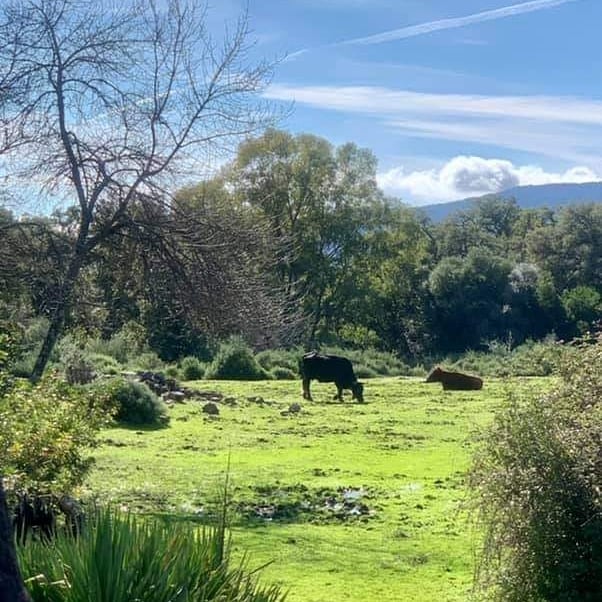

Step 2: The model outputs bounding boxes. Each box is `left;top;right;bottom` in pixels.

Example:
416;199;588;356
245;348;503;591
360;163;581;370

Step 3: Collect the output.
214;0;602;205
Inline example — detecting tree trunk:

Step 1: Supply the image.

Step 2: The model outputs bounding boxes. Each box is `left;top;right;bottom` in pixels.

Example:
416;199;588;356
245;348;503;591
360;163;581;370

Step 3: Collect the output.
307;289;325;349
0;481;30;602
30;250;85;382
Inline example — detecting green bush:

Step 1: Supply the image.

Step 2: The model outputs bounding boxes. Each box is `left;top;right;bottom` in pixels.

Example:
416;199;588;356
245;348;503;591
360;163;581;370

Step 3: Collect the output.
353;364;378;379
470;334;602;602
256;348;300;373
88;353;121;375
57;333;93;372
164;364;180;379
206;338;270;380
104;378;169;426
0;375;111;497
270;366;297;380
10;354;36;378
321;346;411;376
86;322;148;365
431;337;565;378
18;506;287;602
180;356;205;380
131;351;164;371
561;285;602;334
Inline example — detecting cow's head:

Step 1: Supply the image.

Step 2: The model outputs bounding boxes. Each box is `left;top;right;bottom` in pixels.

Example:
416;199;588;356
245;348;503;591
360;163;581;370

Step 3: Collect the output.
352;381;364;403
425;366;442;383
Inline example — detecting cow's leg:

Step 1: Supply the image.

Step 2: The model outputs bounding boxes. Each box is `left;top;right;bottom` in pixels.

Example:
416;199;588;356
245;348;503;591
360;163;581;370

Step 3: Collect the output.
302;378;312;400
334;384;344;401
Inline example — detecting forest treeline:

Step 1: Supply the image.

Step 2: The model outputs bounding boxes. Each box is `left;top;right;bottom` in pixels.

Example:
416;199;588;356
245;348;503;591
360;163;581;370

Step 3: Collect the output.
1;129;601;363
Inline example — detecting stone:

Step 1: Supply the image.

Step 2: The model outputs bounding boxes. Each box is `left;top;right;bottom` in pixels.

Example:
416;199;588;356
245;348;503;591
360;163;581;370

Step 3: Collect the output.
202;402;220;416
163;390;186;403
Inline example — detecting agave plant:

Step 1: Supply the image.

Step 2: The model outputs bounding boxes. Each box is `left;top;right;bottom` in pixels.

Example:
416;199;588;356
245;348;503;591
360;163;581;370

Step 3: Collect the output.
18;507;286;602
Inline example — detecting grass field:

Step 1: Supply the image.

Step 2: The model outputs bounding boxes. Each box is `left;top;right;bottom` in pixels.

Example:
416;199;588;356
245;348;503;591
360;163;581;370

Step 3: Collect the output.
85;376;552;601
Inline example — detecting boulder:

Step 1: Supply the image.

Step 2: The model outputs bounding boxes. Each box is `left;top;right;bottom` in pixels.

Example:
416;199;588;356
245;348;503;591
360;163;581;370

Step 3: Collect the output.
202;402;220;416
163;390;186;403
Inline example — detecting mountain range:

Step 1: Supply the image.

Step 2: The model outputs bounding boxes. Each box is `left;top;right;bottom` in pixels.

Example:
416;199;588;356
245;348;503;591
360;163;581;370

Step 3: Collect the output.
416;181;602;222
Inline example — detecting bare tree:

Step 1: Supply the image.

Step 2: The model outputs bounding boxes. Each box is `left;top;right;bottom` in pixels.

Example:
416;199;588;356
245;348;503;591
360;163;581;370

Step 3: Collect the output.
0;0;276;380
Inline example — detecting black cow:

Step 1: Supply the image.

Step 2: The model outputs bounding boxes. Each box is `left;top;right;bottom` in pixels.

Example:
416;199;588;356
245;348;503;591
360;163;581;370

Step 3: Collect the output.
425;366;483;391
300;351;364;402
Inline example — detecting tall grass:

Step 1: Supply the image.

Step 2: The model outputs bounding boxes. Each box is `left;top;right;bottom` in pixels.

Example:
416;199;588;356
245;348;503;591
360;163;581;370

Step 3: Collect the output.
18;507;286;602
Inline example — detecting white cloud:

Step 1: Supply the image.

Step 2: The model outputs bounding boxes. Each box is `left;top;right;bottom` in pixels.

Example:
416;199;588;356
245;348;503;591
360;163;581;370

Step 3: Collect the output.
264;84;602;163
265;84;602;125
339;0;578;46
288;0;579;57
377;156;601;204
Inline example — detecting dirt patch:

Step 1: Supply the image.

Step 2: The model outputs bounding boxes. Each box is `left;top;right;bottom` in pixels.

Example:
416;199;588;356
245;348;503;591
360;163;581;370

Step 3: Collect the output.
235;483;379;524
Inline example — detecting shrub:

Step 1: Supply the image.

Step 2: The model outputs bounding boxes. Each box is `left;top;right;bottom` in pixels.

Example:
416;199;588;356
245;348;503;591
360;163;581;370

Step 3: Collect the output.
561;285;602;334
337;323;381;349
353;364;378;379
206;338;270;380
322;346;411;376
10;354;36;378
131;351;164;371
0;376;111;498
86;322;148;365
88;353;121;375
270;366;297;380
164;364;180;379
441;337;564;377
57;334;93;373
104;378;169;426
18;506;287;602
470;334;602;602
180;356;205;380
256;348;299;373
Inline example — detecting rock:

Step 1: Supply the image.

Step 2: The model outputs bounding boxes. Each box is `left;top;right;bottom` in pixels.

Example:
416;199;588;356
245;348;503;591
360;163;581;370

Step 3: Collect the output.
202;402;220;416
136;371;182;395
163;390;186;403
66;365;96;385
224;396;238;406
288;402;302;414
246;395;265;404
197;390;223;398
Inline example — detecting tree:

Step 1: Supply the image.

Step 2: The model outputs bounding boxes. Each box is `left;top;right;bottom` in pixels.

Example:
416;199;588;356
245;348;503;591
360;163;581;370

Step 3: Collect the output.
363;205;437;356
0;481;29;601
435;197;520;258
0;332;30;602
561;286;602;336
503;263;552;344
0;0;275;381
226;129;386;344
526;204;602;293
428;250;511;351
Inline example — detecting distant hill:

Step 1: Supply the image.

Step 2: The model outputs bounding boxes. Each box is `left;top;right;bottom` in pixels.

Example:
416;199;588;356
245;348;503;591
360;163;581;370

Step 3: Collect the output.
417;182;602;222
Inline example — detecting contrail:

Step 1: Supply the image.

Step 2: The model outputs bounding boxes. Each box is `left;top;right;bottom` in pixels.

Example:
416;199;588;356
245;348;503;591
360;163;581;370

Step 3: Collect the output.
285;0;579;59
339;0;579;46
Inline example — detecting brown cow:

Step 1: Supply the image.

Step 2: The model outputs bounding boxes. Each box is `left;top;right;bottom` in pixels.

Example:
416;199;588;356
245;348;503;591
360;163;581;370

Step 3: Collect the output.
425;366;483;390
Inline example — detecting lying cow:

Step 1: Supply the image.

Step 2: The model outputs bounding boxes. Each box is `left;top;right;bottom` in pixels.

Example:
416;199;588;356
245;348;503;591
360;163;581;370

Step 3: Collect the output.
300;351;364;403
425;366;483;390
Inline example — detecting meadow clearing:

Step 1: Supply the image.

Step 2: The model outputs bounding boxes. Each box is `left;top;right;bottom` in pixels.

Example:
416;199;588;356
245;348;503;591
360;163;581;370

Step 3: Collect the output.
85;376;553;602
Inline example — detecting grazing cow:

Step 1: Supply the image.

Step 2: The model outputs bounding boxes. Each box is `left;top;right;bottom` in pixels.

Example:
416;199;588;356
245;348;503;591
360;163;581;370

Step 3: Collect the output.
300;351;364;402
13;495;55;543
425;366;483;391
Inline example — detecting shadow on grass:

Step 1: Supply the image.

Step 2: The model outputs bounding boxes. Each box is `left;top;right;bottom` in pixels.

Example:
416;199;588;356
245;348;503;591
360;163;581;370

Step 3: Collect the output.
113;419;171;432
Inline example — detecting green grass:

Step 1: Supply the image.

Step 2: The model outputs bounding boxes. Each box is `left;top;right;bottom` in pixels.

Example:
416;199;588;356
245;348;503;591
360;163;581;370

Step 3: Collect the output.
85;376;553;601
